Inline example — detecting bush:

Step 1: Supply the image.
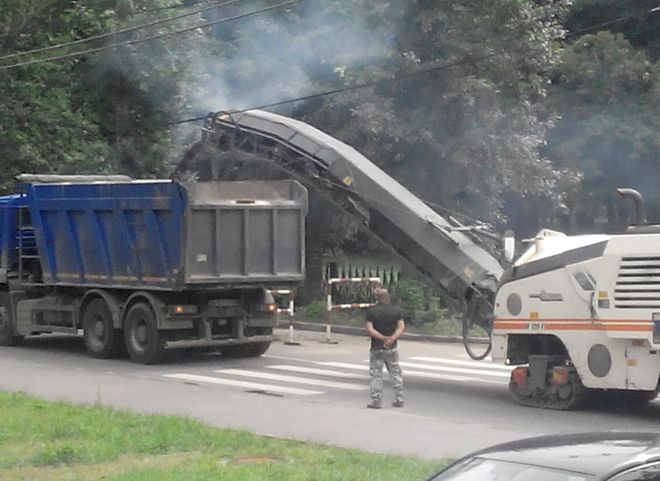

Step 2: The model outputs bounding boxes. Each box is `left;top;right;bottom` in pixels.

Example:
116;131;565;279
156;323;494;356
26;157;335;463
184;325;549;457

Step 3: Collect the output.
392;280;447;326
302;300;327;320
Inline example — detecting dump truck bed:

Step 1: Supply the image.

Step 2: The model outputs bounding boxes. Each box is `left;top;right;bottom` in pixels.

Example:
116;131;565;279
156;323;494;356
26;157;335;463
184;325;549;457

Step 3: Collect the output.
5;179;306;290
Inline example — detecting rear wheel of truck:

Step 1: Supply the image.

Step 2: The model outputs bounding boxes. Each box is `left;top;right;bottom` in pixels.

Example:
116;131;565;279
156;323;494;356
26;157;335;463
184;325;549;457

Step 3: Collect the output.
0;292;23;346
83;298;122;358
124;302;165;364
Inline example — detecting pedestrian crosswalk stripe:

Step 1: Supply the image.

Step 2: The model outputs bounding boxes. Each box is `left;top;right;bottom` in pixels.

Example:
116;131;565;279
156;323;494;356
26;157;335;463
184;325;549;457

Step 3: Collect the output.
317;361;367;371
318;361;507;384
164;373;323;395
268;364;369;380
215;369;367;390
411;356;513;372
399;361;511;378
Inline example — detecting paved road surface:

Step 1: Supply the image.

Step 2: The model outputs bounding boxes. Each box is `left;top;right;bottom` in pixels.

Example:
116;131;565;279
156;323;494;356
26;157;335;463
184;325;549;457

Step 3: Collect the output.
0;329;658;460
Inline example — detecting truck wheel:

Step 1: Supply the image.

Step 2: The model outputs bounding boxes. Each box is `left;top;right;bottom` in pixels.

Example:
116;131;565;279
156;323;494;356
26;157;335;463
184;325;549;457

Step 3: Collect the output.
124;302;165;364
0;292;23;346
83;298;121;359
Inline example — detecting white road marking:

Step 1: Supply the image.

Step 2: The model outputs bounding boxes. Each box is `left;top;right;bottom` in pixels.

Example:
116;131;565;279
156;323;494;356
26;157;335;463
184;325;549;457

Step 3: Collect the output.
164;373;323;395
410;356;513;372
318;361;507;384
267;364;369;380
317;361;368;371
398;361;511;378
215;369;367;391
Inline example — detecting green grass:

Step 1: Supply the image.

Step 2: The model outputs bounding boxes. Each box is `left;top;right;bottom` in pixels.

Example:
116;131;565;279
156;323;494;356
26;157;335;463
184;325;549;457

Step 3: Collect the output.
0;391;447;481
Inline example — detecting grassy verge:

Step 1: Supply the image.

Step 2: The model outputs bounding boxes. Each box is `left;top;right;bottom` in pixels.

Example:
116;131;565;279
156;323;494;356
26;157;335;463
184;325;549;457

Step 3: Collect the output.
0;391;447;481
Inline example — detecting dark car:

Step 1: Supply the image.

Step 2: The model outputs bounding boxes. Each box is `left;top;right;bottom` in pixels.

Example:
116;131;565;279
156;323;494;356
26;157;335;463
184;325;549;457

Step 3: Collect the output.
428;432;660;481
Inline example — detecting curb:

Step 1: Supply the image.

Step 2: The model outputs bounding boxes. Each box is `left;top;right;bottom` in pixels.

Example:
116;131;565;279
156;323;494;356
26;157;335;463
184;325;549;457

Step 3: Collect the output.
278;320;467;344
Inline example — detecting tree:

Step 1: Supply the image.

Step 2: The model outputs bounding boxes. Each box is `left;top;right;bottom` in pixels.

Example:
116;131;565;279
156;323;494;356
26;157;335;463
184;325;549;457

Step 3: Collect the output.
546;31;660;231
0;0;205;191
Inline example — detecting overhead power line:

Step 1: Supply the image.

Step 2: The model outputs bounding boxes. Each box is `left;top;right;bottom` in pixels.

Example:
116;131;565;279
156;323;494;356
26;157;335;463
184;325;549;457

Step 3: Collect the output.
0;0;301;71
170;4;660;126
0;0;242;63
169;51;500;125
565;4;660;38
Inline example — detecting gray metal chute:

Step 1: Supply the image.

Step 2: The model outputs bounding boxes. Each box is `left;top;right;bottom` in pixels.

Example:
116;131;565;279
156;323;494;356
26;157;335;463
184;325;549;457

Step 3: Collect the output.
195;109;504;301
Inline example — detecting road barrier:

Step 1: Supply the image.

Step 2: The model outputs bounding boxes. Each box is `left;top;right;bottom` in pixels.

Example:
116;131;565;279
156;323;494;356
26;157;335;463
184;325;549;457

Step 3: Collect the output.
271;289;299;346
323;277;380;343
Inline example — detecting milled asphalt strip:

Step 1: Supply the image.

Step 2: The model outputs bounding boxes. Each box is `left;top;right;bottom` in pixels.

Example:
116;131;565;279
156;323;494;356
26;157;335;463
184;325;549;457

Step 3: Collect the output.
215;369;367;390
164;373;323;395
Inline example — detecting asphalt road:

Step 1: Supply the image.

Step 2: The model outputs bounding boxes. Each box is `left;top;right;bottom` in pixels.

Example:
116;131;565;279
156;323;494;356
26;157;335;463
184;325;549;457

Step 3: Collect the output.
0;329;659;460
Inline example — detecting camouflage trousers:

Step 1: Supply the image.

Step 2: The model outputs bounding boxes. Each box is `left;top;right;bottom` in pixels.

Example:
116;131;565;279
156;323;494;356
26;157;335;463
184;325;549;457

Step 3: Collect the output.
369;348;403;404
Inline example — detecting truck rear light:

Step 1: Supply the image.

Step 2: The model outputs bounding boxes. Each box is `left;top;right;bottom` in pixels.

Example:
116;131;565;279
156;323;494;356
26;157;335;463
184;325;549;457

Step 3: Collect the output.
169;305;198;315
511;367;528;387
551;366;570;386
266;303;277;313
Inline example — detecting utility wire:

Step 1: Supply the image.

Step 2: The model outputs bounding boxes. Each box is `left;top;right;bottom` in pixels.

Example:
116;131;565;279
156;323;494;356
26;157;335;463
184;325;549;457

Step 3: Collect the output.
169;3;660;126
0;0;242;62
144;0;220;13
169;51;499;125
0;0;301;71
565;4;659;38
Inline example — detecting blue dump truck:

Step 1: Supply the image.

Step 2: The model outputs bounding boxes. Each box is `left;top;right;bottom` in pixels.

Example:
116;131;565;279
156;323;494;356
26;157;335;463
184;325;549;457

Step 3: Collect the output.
0;174;307;364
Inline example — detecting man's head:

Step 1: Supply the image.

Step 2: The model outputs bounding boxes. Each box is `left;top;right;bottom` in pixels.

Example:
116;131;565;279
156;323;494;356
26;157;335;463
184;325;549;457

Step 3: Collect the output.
374;287;391;304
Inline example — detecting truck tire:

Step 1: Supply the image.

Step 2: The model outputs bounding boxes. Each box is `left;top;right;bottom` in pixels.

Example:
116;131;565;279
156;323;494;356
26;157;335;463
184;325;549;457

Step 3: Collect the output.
0;292;23;346
124;302;165;364
83;298;122;359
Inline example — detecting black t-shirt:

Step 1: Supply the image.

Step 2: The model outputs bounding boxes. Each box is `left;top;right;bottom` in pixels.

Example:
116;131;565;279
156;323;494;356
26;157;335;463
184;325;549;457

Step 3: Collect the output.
365;304;404;350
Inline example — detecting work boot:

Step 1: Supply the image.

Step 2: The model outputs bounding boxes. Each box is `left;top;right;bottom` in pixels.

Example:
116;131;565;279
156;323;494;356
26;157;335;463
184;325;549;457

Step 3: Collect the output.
392;400;404;408
366;401;382;409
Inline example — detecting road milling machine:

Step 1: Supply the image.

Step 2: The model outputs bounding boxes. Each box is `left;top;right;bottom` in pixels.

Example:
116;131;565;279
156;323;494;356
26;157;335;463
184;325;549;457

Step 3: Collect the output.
187;109;660;409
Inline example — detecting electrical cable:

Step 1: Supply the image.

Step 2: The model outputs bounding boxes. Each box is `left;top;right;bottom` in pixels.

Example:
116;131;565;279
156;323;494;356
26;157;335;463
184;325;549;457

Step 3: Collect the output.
144;1;220;13
0;0;242;63
168;51;500;125
0;0;301;71
565;4;659;38
169;3;660;126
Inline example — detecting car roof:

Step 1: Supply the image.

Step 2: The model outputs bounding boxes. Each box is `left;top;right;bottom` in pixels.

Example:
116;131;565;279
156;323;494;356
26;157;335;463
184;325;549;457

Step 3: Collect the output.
469;432;660;478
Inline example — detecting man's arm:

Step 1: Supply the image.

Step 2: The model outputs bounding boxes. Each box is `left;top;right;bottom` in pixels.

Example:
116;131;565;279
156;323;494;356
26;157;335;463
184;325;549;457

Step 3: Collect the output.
384;319;405;348
365;321;387;341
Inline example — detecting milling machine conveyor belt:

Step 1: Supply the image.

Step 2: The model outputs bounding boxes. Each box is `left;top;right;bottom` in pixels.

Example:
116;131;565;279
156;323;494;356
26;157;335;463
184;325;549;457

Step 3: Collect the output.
202;109;504;299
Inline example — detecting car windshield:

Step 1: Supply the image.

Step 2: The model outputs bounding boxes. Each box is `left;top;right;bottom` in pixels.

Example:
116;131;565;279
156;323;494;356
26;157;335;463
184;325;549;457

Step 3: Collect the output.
430;457;593;481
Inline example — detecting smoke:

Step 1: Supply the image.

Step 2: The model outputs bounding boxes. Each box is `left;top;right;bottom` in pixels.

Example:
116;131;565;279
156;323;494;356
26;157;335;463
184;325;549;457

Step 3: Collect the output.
181;0;405;116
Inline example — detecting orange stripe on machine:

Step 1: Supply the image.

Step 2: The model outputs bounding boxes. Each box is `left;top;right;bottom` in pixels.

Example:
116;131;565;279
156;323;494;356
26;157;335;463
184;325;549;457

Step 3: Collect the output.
493;318;653;332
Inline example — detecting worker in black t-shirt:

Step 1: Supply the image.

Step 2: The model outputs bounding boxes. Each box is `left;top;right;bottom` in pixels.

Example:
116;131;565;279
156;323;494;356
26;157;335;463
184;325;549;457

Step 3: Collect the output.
365;287;405;409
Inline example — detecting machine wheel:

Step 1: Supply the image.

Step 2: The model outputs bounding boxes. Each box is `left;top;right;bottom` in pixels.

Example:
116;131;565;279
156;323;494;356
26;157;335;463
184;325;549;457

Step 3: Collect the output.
83;298;122;358
124;302;165;364
0;292;23;346
462;316;492;361
509;365;588;410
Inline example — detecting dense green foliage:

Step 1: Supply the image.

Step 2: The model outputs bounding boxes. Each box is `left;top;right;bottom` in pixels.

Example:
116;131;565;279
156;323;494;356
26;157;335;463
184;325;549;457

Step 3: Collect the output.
1;0;659;268
0;391;444;480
